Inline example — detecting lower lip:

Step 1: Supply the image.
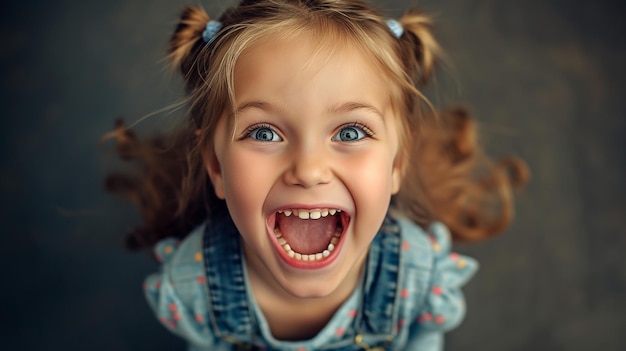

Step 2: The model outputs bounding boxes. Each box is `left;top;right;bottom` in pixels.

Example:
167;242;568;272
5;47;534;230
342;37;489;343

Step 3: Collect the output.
267;214;347;270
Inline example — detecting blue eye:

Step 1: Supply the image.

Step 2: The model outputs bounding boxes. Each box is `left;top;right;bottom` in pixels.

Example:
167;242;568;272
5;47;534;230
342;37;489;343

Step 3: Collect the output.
332;124;372;142
247;125;282;142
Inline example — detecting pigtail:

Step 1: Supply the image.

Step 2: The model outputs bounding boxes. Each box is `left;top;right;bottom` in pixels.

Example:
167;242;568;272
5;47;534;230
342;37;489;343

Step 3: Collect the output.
396;107;529;241
168;6;211;88
103;119;222;250
398;10;444;85
103;7;223;250
391;10;527;241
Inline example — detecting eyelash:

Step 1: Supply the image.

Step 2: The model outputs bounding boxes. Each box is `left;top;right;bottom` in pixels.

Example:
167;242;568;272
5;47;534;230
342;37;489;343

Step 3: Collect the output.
342;122;375;137
239;121;375;141
331;121;375;142
240;123;280;140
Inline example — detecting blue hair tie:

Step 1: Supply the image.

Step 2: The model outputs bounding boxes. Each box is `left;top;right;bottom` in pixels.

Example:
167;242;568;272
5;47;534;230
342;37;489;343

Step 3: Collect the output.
386;19;404;38
203;20;222;42
204;19;400;42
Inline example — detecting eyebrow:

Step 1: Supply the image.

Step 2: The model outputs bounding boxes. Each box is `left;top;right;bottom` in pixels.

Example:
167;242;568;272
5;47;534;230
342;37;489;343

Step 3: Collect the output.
327;102;385;119
234;101;385;119
235;101;272;115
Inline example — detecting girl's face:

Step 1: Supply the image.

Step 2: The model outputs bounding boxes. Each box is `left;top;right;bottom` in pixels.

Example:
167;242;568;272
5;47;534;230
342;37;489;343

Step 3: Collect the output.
206;32;403;299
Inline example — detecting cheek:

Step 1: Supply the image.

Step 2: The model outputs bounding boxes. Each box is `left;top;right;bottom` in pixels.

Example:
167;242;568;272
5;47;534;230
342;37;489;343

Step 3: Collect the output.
342;150;396;207
342;153;395;246
359;163;393;194
220;151;274;216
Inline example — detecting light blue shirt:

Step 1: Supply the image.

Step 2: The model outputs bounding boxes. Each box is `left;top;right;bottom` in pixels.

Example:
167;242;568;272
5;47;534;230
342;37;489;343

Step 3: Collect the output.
144;214;478;350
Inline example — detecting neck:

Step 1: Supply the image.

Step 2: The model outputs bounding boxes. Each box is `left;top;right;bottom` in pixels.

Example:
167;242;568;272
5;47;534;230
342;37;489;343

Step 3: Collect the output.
243;245;366;340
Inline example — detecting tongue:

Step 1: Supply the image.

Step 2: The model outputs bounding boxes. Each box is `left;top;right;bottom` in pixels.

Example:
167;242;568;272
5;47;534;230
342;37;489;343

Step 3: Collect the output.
277;213;338;254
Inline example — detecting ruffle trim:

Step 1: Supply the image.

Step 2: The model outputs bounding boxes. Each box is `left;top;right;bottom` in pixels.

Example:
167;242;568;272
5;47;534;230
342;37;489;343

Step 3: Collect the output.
144;235;216;346
417;222;478;332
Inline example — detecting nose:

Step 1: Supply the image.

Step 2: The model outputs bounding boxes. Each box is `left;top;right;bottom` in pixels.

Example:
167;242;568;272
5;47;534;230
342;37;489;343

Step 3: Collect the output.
282;145;333;188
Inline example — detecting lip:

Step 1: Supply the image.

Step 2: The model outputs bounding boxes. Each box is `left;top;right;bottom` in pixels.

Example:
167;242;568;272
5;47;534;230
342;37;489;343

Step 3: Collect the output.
266;205;350;270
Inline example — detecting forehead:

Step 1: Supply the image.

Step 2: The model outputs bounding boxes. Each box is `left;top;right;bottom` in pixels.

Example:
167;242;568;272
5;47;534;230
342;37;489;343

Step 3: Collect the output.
233;31;393;111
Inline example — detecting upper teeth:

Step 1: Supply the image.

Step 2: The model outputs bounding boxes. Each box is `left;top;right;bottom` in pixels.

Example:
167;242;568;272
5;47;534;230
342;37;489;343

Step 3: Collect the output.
278;208;340;220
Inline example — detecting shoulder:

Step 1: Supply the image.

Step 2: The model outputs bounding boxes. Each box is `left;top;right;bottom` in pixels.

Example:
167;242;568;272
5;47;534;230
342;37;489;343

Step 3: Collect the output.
154;224;205;274
143;222;219;347
395;215;436;270
393;215;479;332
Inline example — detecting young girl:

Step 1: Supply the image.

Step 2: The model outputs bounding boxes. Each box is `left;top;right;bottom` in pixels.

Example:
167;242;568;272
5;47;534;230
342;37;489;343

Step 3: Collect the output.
106;0;527;349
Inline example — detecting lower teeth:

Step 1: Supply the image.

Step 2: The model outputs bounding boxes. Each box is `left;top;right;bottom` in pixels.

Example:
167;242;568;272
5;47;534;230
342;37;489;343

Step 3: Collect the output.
275;229;341;262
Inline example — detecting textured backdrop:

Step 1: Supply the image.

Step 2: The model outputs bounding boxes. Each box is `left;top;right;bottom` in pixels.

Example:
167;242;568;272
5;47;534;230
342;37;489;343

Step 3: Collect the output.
1;0;624;350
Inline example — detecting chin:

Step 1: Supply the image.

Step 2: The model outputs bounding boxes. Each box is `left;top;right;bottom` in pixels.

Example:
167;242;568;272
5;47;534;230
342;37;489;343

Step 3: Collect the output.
279;278;344;299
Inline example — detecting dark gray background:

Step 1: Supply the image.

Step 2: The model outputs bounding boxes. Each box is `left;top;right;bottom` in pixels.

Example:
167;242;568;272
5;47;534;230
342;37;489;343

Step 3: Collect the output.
1;0;624;350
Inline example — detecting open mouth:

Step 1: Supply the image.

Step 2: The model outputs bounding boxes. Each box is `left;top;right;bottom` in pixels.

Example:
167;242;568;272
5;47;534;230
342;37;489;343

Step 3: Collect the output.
270;208;349;265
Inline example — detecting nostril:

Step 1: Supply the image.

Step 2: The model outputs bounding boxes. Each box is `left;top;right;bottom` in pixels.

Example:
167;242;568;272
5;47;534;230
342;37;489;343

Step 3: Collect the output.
283;151;333;188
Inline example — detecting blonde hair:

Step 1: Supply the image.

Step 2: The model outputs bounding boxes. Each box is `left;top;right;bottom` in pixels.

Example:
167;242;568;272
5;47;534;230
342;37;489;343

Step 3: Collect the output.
105;0;527;249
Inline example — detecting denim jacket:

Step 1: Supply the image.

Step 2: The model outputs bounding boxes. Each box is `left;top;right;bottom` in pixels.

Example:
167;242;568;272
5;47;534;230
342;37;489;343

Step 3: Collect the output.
144;214;478;350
